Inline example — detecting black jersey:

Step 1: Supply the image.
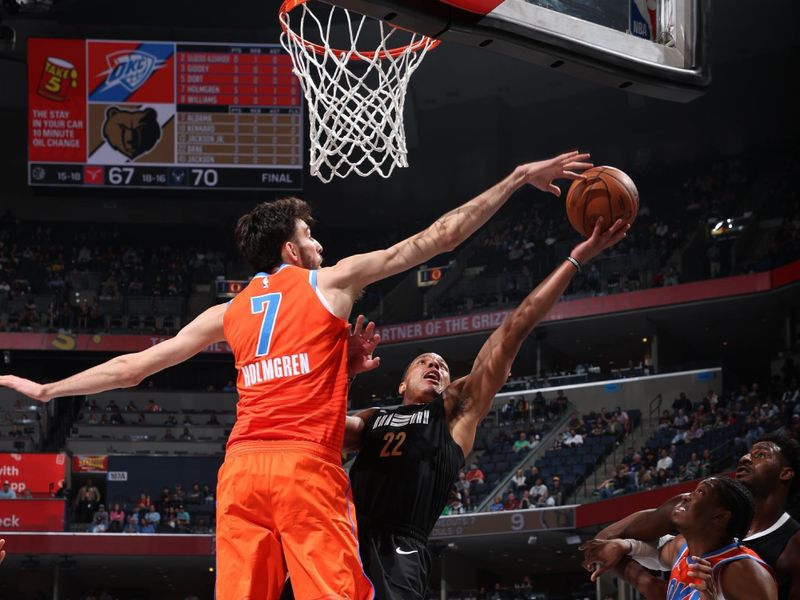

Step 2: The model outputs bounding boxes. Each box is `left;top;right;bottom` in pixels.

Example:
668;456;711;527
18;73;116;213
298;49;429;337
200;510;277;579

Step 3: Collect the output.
350;395;465;540
744;512;800;600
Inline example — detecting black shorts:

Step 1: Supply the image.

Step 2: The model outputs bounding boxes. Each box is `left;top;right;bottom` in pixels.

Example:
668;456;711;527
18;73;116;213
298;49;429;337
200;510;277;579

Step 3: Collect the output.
278;529;430;600
359;529;431;600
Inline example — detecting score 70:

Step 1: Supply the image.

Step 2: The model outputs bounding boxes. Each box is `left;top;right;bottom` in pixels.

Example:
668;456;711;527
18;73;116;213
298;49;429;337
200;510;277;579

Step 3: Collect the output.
107;167;219;187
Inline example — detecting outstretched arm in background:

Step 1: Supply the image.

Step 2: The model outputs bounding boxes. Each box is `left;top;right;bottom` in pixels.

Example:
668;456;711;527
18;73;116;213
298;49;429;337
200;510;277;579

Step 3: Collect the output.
318;151;594;318
446;217;630;457
0;303;227;402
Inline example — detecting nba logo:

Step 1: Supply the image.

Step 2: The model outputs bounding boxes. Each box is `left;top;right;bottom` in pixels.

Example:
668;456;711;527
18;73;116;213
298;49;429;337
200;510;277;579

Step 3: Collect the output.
629;0;658;41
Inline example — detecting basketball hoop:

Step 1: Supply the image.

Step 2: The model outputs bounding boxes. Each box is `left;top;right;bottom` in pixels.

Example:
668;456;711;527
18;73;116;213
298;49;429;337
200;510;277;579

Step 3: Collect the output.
279;0;440;182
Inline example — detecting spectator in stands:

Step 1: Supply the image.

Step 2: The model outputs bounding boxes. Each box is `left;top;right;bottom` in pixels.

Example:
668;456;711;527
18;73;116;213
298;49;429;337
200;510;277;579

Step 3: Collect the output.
519;490;533;509
122;515;139;533
164;414;177;427
91;505;109;532
504;492;520;511
488;495;504;511
672;392;693;414
145;399;161;412
139;518;155;534
511;469;527;492
0;481;16;499
513;432;533;453
514;396;529;421
187;483;202;504
108;503;125;532
684;451;701;480
700;447;714;476
173;483;186;504
564;428;584;447
145;504;161;528
549;476;563;505
536;490;555;507
655;447;673;471
124;399;138;412
500;398;515;425
109;408;125;425
176;505;191;532
183;414;194;426
163;428;175;440
530;476;548;501
105;399;118;413
454;471;470;497
466;463;485;486
594;470;622;498
533;391;547;418
180;426;193;441
206;413;220;425
202;484;214;504
554;389;568;415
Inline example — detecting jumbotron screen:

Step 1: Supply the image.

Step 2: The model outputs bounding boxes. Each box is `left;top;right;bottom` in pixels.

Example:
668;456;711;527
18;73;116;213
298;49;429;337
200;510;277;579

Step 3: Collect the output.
27;38;303;191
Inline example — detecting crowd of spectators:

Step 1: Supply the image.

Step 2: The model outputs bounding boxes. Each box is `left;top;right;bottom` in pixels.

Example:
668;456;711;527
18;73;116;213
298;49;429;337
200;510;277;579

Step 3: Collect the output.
588;374;800;500
69;478;215;534
0;213;230;334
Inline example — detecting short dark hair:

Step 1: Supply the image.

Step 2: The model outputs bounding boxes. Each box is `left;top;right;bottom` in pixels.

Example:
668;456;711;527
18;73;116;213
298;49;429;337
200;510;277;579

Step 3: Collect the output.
234;197;314;273
708;477;755;540
758;432;800;495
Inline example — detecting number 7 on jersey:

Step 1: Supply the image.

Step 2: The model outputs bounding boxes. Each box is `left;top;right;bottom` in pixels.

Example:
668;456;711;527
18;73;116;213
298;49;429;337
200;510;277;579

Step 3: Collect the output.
251;293;282;356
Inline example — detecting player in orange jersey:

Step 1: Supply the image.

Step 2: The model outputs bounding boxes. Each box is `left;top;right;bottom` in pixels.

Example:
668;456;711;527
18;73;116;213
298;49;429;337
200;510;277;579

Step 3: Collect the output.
582;477;777;600
0;150;592;599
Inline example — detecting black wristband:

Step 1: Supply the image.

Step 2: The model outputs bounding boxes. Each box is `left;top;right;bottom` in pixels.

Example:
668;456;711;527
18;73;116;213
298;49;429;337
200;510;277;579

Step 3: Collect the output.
566;256;582;272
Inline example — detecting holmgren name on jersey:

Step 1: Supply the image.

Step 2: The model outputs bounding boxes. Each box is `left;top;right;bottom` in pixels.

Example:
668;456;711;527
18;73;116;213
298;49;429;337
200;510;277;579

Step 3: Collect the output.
372;409;430;429
240;352;310;387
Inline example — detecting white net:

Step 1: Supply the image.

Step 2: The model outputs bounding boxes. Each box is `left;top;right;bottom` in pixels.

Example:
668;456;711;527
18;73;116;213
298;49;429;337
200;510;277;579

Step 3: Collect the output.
279;1;439;182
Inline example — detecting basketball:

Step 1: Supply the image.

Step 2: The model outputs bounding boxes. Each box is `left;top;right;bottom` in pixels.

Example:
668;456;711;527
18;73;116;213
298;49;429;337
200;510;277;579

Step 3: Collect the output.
566;166;639;237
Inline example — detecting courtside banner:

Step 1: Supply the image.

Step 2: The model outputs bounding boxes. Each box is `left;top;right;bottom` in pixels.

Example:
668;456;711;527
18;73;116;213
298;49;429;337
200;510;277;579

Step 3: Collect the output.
0;453;67;496
0;499;65;532
71;455;108;473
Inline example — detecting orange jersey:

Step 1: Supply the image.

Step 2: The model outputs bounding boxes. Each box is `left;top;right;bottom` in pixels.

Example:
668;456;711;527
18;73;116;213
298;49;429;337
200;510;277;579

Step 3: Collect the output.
667;540;773;600
223;265;349;452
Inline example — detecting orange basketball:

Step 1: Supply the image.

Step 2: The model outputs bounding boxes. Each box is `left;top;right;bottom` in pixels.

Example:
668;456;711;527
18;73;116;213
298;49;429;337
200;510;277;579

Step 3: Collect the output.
566;166;639;237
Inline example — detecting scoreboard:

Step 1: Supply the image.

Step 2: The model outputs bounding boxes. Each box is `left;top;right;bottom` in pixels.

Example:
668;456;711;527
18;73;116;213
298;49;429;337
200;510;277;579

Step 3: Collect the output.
27;38;303;191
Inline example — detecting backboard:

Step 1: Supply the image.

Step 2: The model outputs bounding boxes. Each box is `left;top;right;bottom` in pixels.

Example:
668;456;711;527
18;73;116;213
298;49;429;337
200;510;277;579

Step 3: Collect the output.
326;0;709;102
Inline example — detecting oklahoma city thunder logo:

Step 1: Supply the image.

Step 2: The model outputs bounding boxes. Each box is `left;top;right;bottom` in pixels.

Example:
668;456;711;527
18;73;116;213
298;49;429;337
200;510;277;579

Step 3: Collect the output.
99;50;166;93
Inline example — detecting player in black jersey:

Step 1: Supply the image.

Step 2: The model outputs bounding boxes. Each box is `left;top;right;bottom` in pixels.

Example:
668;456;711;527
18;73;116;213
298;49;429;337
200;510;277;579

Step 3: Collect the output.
338;216;630;600
580;432;800;600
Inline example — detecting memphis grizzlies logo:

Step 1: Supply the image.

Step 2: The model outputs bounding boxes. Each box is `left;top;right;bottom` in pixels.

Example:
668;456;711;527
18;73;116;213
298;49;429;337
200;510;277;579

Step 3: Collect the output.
100;50;166;93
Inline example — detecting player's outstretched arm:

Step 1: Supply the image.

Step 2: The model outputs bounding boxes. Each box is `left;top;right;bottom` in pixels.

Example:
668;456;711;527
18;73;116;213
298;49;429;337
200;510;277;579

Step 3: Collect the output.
318;151;593;315
781;531;800;600
0;304;227;402
613;556;668;599
447;217;629;456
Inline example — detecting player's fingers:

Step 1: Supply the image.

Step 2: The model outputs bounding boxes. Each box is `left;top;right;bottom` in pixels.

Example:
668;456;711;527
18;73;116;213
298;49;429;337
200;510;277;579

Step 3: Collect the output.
362;320;375;339
549;184;561;197
566;161;594;171
590;563;609;582
563;171;587;180
353;314;365;336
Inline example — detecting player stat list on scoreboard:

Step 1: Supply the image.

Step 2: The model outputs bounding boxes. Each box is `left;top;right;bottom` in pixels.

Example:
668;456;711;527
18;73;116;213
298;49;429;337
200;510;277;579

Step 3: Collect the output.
28;39;303;190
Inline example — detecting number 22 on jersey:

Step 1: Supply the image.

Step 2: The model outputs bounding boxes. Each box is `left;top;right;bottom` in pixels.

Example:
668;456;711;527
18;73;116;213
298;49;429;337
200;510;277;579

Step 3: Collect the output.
251;292;282;356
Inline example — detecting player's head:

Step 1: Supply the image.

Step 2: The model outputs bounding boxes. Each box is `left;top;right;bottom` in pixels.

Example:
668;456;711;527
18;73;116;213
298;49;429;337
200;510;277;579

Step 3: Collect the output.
672;477;754;542
399;353;451;402
736;432;799;500
235;197;322;272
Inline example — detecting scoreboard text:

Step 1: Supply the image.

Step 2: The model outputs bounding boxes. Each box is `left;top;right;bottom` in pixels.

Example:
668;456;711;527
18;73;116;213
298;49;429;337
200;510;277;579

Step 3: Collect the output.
28;39;303;191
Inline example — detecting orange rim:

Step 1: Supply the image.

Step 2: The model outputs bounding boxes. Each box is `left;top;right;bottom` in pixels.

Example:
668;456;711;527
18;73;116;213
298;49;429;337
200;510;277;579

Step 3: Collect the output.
279;0;440;61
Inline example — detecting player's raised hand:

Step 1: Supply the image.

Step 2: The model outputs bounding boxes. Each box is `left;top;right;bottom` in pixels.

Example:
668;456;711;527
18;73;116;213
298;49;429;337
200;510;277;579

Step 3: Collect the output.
0;538;6;565
688;556;716;600
0;375;51;403
346;315;381;377
570;217;630;265
579;538;630;581
519;150;593;197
